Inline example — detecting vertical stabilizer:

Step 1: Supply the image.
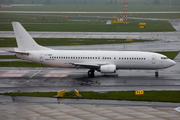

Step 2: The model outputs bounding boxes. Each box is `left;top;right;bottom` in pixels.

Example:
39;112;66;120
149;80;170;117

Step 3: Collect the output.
12;22;50;51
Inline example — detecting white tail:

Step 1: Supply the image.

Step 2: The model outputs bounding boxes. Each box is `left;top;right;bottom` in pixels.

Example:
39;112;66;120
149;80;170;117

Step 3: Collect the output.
12;22;51;51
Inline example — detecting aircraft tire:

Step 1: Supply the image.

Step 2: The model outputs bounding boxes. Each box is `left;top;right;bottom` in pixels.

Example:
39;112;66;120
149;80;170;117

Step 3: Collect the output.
155;71;159;77
88;69;95;78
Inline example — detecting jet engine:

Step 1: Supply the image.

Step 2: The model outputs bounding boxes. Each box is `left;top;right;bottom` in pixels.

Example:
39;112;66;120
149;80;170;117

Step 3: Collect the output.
100;65;116;73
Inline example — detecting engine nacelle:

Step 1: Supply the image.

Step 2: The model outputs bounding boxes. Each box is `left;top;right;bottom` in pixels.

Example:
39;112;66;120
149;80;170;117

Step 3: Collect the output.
100;65;116;73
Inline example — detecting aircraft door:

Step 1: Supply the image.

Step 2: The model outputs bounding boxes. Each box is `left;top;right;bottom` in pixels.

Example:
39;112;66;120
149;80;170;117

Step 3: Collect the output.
40;54;44;63
152;55;156;64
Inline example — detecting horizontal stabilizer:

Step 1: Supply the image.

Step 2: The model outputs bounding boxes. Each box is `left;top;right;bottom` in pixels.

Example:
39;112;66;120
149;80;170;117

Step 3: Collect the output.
8;51;30;55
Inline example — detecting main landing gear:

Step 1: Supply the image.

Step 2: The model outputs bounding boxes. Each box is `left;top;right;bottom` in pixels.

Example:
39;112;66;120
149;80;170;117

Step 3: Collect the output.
88;69;95;78
155;71;159;77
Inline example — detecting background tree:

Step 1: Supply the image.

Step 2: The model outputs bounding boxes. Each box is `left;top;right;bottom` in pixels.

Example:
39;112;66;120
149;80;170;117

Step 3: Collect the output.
153;0;161;5
44;0;51;5
31;0;35;4
0;0;179;5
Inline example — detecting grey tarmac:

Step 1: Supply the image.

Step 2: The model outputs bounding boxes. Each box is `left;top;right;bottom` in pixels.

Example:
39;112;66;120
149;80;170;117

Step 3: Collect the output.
0;31;180;39
0;102;179;120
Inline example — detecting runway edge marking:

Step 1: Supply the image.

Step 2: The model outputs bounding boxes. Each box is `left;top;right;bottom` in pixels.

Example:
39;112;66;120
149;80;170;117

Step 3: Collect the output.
48;71;71;74
43;71;71;77
0;50;7;53
30;69;43;79
0;74;25;77
174;107;180;112
43;74;68;77
5;70;30;74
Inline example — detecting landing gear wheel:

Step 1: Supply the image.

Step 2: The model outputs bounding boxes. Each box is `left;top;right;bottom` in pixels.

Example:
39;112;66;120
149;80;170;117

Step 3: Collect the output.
88;69;95;78
155;71;159;77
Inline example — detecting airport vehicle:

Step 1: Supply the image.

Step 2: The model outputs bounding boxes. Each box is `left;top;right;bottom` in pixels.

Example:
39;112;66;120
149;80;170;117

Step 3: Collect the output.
10;22;176;78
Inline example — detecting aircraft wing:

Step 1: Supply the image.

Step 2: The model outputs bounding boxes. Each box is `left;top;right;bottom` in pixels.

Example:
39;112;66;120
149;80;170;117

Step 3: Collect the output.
69;62;102;69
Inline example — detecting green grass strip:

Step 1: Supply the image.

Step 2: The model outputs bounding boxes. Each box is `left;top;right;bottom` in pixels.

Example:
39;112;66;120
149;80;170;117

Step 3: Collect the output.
0;38;152;47
0;20;175;32
0;55;19;59
2;91;180;103
156;51;179;59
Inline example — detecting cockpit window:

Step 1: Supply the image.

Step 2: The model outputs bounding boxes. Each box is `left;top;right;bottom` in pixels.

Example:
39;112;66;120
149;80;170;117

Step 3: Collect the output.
161;57;168;59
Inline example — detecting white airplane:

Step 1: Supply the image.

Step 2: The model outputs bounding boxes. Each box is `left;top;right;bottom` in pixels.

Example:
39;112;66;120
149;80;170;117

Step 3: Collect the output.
10;22;176;78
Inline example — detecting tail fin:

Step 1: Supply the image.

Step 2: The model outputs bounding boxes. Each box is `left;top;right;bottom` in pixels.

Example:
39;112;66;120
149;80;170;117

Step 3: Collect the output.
12;22;51;51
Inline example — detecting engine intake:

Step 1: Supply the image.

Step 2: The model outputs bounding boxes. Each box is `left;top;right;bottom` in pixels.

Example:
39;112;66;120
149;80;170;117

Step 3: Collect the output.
100;64;116;73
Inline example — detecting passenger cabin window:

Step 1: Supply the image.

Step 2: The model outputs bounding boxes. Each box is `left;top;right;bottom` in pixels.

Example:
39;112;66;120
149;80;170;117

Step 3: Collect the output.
115;57;146;60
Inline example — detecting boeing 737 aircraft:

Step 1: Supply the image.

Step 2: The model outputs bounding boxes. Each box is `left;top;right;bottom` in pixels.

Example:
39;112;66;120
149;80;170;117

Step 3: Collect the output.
10;22;176;78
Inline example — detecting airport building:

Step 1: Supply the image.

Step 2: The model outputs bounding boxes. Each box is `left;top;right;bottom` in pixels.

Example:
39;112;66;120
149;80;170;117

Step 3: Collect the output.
117;17;124;22
111;17;124;24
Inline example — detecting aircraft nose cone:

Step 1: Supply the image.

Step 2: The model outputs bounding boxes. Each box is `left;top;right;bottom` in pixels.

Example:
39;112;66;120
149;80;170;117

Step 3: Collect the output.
170;60;176;66
172;60;176;65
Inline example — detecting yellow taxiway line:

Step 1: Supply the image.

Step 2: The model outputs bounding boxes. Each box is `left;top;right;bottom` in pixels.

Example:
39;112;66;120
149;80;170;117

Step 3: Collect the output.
30;69;43;79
